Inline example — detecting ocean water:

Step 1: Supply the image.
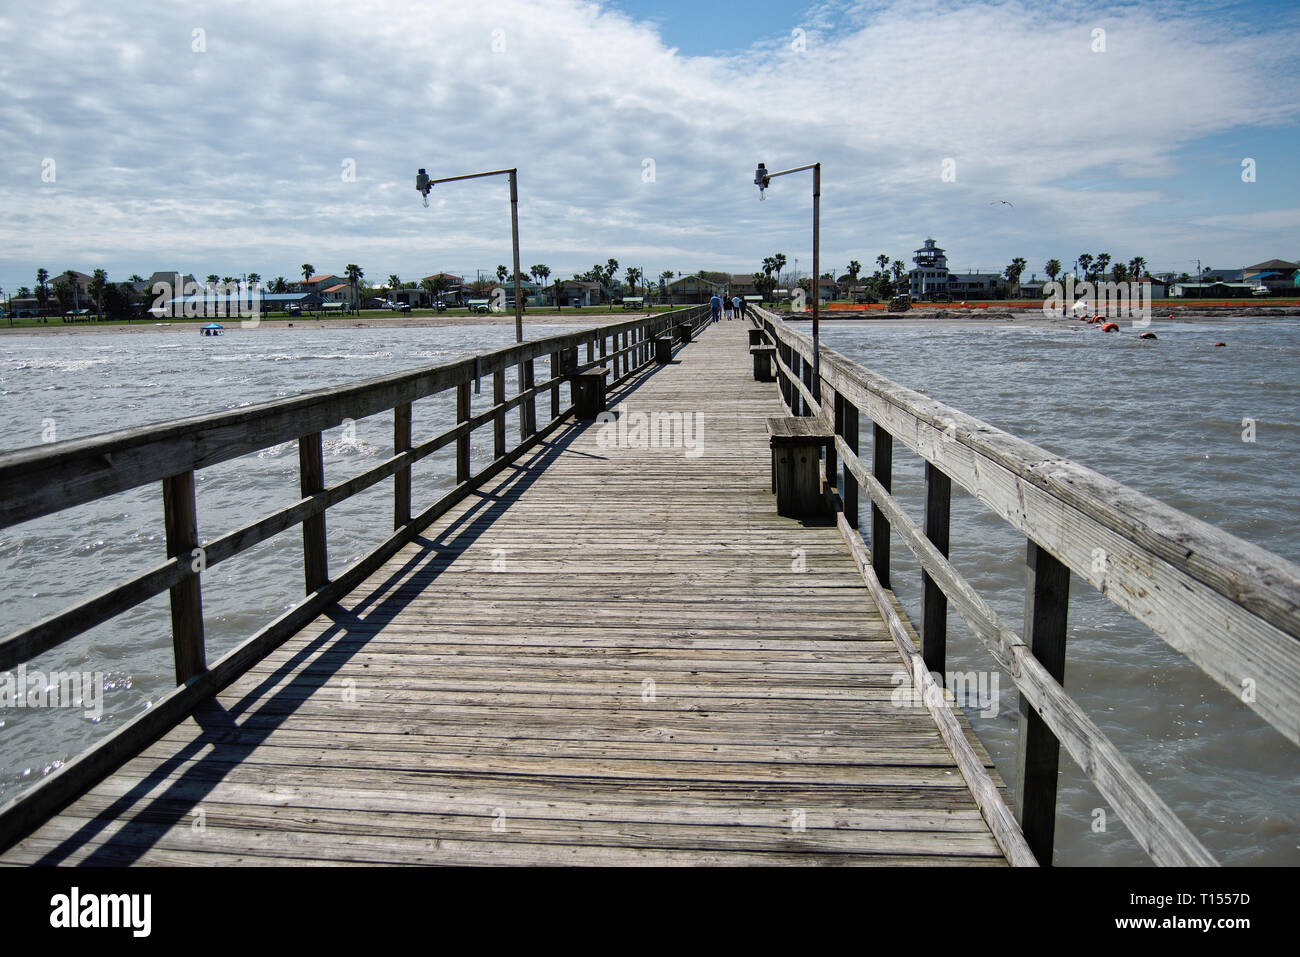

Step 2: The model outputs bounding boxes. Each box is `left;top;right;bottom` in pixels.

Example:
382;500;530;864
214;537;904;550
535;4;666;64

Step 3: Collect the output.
1;317;1296;865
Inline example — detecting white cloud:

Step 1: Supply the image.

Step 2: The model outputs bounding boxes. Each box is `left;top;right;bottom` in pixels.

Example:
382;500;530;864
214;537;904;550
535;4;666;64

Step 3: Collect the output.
0;0;1296;291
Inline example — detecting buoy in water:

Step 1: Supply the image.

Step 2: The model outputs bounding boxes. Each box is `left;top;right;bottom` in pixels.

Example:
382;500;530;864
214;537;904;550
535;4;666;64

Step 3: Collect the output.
1139;331;1157;340
1214;341;1227;347
1101;322;1119;332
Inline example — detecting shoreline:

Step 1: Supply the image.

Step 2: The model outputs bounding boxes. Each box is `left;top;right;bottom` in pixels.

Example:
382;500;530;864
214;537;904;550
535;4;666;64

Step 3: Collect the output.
1;306;1297;336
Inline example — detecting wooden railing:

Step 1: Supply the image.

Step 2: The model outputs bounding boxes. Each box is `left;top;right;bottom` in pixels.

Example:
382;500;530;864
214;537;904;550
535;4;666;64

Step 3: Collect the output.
752;305;1300;866
0;305;710;847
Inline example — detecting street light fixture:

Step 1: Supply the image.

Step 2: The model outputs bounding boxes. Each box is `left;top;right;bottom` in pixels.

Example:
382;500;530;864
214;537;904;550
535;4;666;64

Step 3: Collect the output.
416;166;524;344
754;160;821;405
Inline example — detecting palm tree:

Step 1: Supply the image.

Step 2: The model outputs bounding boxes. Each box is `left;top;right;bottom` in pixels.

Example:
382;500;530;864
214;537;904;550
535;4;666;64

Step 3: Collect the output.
63;269;79;311
1094;253;1111;281
1077;254;1093;281
387;274;401;304
35;268;49;321
1045;259;1062;282
247;272;261;289
344;264;363;315
773;253;787;288
1128;256;1146;279
876;253;889;277
206;274;219;286
421;277;437;307
496;265;508;285
273;276;288;293
1005;257;1027;297
90;269;108;319
301;264;314;287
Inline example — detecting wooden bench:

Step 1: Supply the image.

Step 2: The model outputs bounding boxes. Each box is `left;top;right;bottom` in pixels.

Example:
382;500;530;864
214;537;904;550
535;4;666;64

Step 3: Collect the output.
749;344;776;382
767;416;834;517
653;335;673;365
571;367;610;419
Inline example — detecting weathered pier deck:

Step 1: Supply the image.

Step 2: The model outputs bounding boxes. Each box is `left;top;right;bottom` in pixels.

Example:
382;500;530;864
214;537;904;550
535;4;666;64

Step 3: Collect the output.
1;320;1009;865
2;303;1297;867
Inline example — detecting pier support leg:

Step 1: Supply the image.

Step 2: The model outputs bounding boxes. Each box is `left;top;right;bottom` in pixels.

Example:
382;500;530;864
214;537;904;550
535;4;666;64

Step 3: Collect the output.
299;432;328;593
162;469;206;683
871;424;892;587
394;402;411;529
1017;539;1071;866
922;463;951;678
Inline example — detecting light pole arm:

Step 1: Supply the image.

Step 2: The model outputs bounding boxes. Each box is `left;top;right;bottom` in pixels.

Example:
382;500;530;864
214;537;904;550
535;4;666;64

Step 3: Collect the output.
424;168;517;187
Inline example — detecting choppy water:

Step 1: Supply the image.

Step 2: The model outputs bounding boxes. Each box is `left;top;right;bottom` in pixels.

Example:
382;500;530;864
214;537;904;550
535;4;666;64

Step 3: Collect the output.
1;318;1297;865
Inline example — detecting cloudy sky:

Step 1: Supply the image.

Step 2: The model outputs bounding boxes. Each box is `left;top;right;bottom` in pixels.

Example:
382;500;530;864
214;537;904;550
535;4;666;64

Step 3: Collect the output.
1;0;1297;294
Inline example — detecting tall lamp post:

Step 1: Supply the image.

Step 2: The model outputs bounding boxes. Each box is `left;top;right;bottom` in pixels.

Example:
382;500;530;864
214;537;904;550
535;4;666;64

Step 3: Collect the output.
416;167;524;343
754;161;820;404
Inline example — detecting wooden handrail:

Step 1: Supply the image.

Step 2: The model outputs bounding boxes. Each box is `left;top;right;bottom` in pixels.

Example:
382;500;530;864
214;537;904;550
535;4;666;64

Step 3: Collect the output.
753;305;1300;865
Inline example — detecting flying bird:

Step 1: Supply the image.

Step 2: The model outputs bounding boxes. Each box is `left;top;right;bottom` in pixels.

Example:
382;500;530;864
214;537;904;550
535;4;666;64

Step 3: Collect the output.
989;200;1014;207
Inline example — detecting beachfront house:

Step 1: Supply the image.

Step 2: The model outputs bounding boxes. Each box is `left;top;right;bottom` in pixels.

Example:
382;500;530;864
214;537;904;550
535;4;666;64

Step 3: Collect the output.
556;280;601;307
908;238;950;299
1245;259;1299;296
947;271;1002;299
665;275;724;305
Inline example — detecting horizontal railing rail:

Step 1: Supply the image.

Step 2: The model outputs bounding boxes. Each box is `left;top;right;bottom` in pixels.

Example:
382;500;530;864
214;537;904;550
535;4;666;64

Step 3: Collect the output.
752;305;1300;866
0;305;710;848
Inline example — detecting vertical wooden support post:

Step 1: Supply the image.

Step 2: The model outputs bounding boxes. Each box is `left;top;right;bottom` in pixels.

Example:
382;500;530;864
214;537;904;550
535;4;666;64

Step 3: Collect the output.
549;351;560;421
522;358;536;436
826;388;839;494
842;400;859;528
493;369;506;460
617;331;625;377
802;355;815;416
299;432;328;593
922;462;951;678
162;470;206;683
586;337;594;365
871;424;892;587
1017;540;1071;865
456;378;471;483
394;402;411;530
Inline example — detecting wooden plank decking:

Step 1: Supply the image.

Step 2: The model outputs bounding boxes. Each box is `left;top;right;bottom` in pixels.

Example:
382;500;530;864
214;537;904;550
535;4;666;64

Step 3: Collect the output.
2;318;1008;866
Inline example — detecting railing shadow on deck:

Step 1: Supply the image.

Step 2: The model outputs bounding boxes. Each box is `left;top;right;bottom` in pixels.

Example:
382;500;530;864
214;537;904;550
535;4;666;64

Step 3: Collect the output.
31;427;585;865
0;305;711;857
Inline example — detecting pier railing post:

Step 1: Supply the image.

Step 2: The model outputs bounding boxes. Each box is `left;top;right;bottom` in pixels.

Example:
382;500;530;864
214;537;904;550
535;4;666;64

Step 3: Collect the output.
162;470;206;683
1017;539;1071;865
801;356;815;417
843;400;859;528
394;402;412;529
922;462;952;678
826;389;839;493
520;358;536;438
549;350;560;421
298;432;328;593
871;424;892;586
493;369;506;459
457;378;471;483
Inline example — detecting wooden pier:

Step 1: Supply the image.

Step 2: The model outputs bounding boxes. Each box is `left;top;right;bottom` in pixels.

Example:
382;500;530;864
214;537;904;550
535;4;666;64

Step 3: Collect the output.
1;305;1296;866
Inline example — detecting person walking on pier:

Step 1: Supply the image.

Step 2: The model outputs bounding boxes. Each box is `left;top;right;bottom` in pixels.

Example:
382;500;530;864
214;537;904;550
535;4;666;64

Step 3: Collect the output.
732;295;743;320
709;292;722;323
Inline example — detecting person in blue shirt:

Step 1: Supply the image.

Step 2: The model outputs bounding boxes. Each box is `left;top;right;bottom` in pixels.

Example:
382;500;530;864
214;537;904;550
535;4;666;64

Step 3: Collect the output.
732;295;742;319
709;293;722;323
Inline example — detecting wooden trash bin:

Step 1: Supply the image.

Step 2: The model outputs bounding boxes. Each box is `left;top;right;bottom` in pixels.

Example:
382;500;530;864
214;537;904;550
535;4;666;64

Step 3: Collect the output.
571;367;610;420
653;336;673;364
750;344;776;382
767;416;834;517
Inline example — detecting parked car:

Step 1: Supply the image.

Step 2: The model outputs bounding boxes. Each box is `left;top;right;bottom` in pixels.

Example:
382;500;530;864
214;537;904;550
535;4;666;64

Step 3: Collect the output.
388;301;411;312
